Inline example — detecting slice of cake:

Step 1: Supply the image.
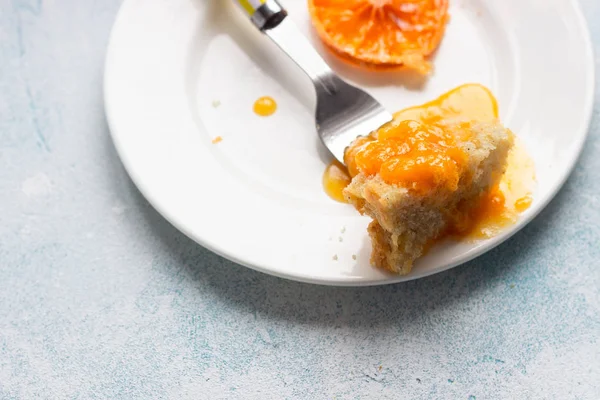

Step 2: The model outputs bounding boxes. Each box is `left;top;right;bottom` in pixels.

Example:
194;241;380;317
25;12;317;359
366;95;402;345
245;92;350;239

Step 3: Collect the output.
343;118;514;275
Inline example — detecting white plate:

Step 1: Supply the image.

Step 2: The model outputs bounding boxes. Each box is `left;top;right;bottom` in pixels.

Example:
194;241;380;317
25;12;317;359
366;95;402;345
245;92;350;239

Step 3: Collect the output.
104;0;594;286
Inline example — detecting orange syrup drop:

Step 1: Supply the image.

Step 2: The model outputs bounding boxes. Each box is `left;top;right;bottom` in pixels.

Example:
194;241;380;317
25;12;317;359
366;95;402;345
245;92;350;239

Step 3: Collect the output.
253;96;277;117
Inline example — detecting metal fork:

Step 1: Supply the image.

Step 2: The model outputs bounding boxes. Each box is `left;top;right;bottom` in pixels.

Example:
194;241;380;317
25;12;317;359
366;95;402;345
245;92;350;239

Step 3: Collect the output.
235;0;393;163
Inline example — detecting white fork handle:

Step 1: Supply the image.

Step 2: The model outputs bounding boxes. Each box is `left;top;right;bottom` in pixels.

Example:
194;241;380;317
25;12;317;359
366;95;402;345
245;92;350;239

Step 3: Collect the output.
233;0;336;91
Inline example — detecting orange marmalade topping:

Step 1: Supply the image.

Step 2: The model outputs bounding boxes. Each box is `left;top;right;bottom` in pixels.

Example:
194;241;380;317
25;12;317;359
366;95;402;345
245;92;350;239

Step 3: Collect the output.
350;119;469;194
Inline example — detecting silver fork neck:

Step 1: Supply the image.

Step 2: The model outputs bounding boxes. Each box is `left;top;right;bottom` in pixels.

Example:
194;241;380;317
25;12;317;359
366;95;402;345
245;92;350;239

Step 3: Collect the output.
265;19;337;93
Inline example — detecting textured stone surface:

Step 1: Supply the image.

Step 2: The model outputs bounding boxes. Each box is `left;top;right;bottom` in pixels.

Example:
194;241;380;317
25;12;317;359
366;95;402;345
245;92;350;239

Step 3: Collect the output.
0;1;599;399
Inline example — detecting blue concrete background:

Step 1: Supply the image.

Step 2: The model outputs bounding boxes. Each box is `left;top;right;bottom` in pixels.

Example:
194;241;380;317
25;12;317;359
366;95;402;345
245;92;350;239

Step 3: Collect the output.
0;0;598;398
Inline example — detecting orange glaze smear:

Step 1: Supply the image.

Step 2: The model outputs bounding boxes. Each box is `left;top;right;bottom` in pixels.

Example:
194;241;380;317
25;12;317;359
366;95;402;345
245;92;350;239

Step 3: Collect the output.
392;83;499;124
253;96;277;116
351;119;469;194
446;184;508;238
444;138;536;239
322;83;536;239
322;160;351;203
515;195;533;212
468;140;536;238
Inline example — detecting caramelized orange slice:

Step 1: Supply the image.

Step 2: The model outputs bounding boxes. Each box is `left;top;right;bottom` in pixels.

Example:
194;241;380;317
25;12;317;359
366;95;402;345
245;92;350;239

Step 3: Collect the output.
308;0;449;74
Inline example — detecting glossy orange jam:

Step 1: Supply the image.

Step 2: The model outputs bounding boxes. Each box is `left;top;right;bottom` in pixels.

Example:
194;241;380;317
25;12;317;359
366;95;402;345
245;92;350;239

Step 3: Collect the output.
351;119;469;194
468;140;536;238
393;83;498;125
253;96;277;116
447;185;508;238
322;83;536;239
322;160;352;203
515;195;533;212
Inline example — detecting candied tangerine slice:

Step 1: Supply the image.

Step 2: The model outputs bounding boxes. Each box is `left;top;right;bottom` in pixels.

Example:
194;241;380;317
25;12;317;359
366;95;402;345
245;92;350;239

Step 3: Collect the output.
308;0;449;74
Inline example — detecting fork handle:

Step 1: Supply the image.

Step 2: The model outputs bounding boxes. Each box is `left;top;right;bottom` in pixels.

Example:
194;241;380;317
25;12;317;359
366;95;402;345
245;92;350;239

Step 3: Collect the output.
234;0;336;91
235;0;287;30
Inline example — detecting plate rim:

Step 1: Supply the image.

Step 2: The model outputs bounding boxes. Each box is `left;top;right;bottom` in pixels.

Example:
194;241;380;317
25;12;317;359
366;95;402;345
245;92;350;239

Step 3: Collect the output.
103;0;596;286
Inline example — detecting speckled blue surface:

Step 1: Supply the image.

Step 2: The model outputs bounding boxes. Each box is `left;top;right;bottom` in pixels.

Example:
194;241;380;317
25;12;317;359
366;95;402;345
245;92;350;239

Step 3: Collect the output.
1;1;599;399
